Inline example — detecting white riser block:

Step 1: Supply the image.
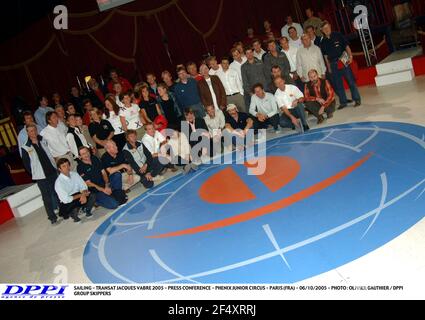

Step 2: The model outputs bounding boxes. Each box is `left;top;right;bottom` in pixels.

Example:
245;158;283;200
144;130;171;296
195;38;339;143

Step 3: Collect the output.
376;58;413;75
7;184;41;208
375;70;414;87
12;196;44;218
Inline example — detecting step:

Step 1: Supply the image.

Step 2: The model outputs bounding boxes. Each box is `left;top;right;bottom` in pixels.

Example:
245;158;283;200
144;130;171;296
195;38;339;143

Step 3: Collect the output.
6;183;40;208
375;69;415;87
376;58;413;76
12;196;44;218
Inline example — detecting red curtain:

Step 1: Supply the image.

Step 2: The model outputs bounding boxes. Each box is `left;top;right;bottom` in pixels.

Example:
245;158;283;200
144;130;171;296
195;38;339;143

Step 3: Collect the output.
0;0;323;114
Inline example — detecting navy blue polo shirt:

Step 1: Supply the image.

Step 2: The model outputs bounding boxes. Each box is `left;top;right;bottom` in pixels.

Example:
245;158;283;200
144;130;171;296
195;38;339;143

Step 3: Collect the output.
101;152;128;172
77;156;105;192
320;32;349;62
225;112;250;130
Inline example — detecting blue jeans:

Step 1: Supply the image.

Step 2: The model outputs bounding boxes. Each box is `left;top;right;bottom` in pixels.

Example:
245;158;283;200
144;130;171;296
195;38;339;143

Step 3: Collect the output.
330;62;361;105
95;172;123;209
279;103;309;128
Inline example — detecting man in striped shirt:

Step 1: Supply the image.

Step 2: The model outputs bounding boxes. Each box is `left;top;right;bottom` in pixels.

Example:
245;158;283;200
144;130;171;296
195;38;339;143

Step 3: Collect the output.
303;69;336;124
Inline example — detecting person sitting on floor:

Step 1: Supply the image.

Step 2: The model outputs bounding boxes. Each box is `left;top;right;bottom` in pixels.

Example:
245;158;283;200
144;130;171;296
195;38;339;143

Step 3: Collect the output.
77;146;127;209
167;129;198;174
55;157;96;223
101;139;141;192
273;76;310;132
249;83;281;133
142;123;177;172
224;104;255;145
122;129;165;188
303;69;336;124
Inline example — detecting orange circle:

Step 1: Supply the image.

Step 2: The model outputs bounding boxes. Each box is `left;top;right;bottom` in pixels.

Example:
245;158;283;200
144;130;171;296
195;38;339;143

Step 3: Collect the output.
199;156;301;204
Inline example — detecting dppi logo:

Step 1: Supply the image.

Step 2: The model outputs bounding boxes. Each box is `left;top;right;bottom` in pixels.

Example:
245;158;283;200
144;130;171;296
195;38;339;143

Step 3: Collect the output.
2;285;67;299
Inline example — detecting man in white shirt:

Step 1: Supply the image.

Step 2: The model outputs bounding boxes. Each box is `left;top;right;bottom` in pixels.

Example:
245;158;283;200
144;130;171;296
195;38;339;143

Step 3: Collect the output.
252;39;266;61
274;77;309;132
249;83;281;133
288;27;302;48
296;34;326;83
204;105;225;156
55;158;96;222
280;36;306;91
281;15;304;39
142;123;177;171
220;57;246;113
207;56;224;79
230;47;247;80
40;111;76;170
280;37;298;75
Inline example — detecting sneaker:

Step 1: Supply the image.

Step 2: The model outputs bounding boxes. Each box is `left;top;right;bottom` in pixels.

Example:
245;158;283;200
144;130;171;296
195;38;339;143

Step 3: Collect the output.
73;216;81;223
347;99;353;104
338;104;347;110
168;166;178;172
354;101;361;107
275;128;282;134
50;219;58;225
183;164;191;174
317;115;325;124
303;125;310;132
190;163;199;171
327;112;334;119
85;211;93;219
152;175;164;182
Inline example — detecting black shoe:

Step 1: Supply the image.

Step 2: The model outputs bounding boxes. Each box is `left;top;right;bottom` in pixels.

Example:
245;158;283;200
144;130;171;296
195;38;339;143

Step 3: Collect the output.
354;101;361;107
338;104;347;110
303;125;310;132
50;219;58;225
73;216;81;223
347;99;353;103
85;211;93;218
317;115;325;125
327;112;334;119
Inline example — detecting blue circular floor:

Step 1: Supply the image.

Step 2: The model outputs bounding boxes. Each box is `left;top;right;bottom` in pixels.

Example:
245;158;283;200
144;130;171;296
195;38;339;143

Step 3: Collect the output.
83;122;425;283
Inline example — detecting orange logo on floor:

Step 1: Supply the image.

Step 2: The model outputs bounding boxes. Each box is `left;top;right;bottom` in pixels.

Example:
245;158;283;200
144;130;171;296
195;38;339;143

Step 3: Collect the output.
147;153;373;239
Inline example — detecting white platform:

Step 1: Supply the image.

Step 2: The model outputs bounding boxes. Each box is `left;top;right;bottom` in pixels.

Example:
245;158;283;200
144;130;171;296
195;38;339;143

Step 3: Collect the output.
375;48;422;87
0;183;43;218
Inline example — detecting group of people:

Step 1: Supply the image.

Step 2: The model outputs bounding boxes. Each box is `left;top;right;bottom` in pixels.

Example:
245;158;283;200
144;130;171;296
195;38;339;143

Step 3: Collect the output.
18;8;363;225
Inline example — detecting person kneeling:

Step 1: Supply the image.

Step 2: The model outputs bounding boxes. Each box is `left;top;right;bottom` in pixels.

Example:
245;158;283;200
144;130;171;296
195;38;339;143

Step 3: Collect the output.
274;76;310;133
303;69;336;124
123;130;165;188
55;158;96;223
77;146;127;210
101;140;141;192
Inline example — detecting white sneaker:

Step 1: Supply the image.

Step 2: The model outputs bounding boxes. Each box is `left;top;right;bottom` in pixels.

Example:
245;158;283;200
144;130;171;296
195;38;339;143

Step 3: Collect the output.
183;164;191;174
152;175;164;182
190;163;199;171
275;128;282;134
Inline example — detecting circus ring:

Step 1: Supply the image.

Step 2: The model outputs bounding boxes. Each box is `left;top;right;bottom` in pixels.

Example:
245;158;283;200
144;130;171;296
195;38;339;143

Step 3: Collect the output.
83;122;425;284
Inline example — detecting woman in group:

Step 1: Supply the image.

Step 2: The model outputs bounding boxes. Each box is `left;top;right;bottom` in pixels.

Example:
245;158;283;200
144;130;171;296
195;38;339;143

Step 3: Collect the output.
157;83;181;131
104;94;126;150
139;84;167;131
88;108;114;156
119;91;145;139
